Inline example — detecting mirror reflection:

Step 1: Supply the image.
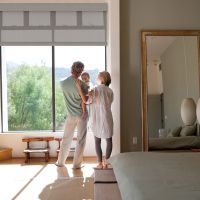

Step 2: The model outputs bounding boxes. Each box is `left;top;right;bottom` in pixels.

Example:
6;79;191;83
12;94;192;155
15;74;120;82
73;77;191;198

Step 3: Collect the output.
147;35;200;151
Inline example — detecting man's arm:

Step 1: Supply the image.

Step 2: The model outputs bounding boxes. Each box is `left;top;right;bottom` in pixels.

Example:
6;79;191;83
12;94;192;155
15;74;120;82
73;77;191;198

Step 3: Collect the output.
76;79;88;103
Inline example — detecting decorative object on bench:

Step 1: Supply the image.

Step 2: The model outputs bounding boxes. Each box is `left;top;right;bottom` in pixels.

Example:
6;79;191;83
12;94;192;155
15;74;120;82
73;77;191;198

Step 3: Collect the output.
0;148;12;161
22;137;54;163
196;98;200;136
94;168;122;200
181;98;196;126
55;137;77;158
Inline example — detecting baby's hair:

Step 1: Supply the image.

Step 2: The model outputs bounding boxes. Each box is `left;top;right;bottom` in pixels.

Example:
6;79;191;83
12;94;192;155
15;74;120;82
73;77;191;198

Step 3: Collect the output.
81;72;90;79
99;71;111;86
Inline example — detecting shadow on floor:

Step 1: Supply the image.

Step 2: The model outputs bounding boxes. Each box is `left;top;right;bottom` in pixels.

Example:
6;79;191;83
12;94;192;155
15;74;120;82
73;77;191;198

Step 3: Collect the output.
39;166;94;200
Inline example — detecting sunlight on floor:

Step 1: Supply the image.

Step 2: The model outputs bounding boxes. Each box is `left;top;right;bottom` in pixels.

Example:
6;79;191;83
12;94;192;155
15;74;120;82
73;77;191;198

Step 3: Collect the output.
0;158;96;200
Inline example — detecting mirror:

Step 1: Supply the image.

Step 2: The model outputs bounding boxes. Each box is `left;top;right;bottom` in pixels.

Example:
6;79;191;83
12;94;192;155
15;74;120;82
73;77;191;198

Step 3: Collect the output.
141;30;200;151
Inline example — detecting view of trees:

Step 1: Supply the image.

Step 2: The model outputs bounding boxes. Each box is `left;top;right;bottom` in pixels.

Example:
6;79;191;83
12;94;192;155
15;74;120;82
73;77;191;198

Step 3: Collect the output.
3;46;105;132
8;64;65;131
7;64;100;131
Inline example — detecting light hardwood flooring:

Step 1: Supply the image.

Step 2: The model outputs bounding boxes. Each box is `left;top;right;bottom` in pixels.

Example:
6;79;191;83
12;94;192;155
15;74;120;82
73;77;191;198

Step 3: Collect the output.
0;157;97;200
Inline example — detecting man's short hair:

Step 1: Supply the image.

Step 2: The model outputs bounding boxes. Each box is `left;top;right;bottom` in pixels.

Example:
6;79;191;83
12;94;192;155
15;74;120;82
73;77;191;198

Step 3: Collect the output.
71;61;84;75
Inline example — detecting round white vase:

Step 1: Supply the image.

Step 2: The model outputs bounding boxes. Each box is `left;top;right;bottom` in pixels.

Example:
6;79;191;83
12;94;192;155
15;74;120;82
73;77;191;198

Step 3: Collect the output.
196;98;200;124
181;98;196;126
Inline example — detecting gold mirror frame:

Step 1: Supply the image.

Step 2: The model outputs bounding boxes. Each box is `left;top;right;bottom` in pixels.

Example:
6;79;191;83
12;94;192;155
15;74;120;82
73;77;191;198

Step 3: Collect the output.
141;30;200;151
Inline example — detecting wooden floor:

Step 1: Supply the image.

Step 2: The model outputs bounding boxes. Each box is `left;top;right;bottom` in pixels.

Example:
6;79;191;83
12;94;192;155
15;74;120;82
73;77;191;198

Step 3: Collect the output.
0;157;97;200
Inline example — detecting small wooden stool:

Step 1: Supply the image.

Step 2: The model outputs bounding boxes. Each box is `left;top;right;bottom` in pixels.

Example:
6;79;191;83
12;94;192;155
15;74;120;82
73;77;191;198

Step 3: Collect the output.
22;137;54;163
55;137;77;157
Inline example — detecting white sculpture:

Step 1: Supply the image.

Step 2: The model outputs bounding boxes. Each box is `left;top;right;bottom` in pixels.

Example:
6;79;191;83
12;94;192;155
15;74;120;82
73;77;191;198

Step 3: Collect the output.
181;98;196;126
196;98;200;125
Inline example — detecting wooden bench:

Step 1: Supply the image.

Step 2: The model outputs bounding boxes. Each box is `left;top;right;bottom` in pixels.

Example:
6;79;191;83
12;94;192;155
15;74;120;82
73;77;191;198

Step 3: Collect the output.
55;137;77;157
22;137;54;163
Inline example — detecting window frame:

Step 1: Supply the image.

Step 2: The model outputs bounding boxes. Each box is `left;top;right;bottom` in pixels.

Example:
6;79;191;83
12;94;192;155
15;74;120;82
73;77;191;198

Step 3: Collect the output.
0;45;107;133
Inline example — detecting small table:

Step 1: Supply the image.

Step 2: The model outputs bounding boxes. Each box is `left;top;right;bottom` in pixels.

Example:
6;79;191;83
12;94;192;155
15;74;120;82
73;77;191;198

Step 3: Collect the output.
22;137;54;163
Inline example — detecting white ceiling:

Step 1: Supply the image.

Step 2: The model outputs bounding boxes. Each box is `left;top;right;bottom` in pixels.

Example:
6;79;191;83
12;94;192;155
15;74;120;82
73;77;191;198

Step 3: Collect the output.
147;36;176;65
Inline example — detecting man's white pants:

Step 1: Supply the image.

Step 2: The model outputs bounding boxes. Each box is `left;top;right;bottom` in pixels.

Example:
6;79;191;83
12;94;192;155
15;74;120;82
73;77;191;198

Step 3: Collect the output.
57;115;87;168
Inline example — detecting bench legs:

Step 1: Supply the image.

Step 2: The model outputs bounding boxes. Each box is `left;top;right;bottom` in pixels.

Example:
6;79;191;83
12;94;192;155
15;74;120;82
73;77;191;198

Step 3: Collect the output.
45;152;49;162
24;152;50;163
24;152;30;163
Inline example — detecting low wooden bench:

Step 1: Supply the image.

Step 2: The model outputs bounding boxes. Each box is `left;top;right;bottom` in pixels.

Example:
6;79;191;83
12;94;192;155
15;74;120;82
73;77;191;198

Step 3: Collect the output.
55;137;77;157
22;137;54;163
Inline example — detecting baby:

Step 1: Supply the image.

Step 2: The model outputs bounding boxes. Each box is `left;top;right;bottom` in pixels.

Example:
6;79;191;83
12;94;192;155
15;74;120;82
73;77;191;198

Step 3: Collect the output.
78;72;91;120
81;72;93;90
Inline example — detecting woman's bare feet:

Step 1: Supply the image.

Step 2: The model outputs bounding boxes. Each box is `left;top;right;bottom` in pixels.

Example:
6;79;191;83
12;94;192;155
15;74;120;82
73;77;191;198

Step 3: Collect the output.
103;159;109;169
96;162;103;169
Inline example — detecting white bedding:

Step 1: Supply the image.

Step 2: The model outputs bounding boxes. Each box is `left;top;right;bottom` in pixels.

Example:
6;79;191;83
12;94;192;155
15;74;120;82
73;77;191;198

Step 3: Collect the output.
109;152;200;200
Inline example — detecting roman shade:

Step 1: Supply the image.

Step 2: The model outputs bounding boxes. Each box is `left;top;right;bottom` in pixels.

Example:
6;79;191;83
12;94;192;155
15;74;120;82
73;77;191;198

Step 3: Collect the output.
0;3;107;45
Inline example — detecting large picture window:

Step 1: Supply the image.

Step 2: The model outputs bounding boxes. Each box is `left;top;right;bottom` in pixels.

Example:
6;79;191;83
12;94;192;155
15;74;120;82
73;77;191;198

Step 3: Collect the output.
2;46;106;132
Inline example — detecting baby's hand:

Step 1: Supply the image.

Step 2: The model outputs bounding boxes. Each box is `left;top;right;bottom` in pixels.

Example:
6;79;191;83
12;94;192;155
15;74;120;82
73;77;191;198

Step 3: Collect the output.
88;90;94;96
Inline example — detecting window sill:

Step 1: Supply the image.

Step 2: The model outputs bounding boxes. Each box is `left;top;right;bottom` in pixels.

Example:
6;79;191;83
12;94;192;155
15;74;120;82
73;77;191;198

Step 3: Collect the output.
0;132;62;136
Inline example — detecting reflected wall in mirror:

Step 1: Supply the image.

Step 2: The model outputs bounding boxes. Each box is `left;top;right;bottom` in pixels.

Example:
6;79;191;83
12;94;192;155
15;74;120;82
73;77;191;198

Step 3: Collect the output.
141;30;200;151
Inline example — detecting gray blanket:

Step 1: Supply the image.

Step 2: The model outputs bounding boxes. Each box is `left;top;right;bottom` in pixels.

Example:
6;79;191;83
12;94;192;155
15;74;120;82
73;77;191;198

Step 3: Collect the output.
109;152;200;200
149;136;200;150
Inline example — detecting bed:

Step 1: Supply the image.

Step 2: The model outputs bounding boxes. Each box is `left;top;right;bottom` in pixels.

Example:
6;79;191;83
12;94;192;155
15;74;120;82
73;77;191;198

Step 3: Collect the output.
149;136;200;150
108;152;200;200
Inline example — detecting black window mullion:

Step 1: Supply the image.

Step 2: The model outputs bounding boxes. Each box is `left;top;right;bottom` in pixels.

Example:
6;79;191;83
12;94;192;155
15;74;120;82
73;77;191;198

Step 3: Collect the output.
105;45;107;71
52;46;56;132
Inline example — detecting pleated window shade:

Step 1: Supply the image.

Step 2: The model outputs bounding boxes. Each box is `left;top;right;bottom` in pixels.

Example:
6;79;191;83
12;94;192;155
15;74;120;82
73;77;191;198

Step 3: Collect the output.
0;3;107;45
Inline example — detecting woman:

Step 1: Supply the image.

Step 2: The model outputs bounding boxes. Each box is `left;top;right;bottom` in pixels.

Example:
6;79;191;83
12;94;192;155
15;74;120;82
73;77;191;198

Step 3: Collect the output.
76;71;114;169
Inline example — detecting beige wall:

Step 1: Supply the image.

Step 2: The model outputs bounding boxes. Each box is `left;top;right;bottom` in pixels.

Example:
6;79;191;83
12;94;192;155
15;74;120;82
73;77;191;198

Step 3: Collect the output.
147;63;163;95
120;0;200;151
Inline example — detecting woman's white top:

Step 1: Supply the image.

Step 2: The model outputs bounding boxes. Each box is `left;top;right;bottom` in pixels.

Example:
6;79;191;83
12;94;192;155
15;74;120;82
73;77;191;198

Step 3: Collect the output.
88;84;114;139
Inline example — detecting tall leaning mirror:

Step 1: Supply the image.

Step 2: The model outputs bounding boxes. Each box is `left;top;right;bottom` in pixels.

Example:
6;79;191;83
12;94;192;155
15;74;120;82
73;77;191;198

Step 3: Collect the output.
141;30;200;151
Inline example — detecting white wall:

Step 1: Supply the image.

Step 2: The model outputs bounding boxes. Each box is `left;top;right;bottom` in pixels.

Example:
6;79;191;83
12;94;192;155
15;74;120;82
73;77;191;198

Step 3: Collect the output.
0;0;120;157
0;131;98;157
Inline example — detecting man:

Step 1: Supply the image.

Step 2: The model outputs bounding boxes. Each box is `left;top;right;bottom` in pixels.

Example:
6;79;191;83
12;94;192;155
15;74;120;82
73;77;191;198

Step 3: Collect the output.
56;61;88;169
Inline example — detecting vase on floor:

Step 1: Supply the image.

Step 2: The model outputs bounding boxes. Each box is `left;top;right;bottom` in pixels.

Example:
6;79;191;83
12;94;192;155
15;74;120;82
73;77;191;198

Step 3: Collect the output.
181;98;196;126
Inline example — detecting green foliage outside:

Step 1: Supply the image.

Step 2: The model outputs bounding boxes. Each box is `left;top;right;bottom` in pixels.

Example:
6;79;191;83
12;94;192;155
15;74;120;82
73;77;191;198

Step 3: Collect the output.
55;83;66;130
8;64;65;131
